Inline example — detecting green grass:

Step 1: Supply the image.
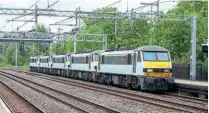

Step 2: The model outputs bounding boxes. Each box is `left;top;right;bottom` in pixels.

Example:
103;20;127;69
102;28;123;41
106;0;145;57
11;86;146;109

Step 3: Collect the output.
0;63;13;69
0;63;29;70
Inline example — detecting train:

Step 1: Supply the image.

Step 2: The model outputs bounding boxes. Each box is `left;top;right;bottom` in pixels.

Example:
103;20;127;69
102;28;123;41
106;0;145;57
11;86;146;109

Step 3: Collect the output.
29;45;174;91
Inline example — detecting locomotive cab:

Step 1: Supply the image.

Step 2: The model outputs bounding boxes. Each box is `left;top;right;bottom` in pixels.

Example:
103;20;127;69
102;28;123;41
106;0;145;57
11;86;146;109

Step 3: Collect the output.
142;51;172;77
134;46;174;91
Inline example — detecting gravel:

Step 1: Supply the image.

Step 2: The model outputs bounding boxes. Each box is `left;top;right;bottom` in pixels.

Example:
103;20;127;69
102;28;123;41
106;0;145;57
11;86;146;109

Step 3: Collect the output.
4;70;180;113
4;73;112;113
30;71;207;108
0;81;42;113
0;75;83;113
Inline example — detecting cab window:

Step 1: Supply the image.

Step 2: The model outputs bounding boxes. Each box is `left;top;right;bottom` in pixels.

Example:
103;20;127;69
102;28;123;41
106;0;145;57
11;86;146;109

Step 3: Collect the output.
143;52;169;61
143;52;157;60
157;52;169;60
138;51;141;62
68;55;71;61
95;55;99;61
127;54;132;64
92;54;94;61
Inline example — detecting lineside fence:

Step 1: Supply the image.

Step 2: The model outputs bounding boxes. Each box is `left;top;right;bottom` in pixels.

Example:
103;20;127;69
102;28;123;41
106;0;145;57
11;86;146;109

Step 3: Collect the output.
172;64;208;81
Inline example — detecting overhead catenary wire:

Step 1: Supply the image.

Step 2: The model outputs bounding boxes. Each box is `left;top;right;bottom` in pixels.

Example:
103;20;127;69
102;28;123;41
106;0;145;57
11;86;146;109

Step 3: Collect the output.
0;0;39;31
50;0;122;31
48;0;59;8
123;0;172;13
118;0;173;36
28;0;40;9
10;0;40;21
14;0;60;31
103;0;122;8
65;0;122;33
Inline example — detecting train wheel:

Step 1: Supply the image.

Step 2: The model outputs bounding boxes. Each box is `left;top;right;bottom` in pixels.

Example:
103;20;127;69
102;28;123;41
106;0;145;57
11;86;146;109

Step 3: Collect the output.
98;74;104;84
73;72;79;79
125;81;131;89
95;73;99;83
120;76;126;88
60;70;64;77
81;72;85;80
88;73;93;82
69;71;73;78
132;77;140;90
102;79;106;85
103;75;109;85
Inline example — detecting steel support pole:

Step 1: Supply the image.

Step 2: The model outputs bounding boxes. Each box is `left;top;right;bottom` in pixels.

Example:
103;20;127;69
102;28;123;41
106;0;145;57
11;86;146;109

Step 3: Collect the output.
130;9;134;32
114;9;117;36
102;37;105;50
75;8;78;26
49;42;53;56
78;7;81;28
190;16;196;80
62;39;64;48
151;4;153;18
105;35;107;49
2;42;5;63
15;42;18;68
35;5;38;28
33;43;35;55
73;35;76;53
157;0;159;16
103;35;107;50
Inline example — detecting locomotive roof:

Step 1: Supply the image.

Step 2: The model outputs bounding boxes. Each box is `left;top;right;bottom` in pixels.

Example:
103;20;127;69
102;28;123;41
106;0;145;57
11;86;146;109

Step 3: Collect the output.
66;53;72;55
135;45;168;52
71;52;91;57
39;56;49;58
53;55;66;57
91;50;105;54
30;56;38;59
101;50;134;55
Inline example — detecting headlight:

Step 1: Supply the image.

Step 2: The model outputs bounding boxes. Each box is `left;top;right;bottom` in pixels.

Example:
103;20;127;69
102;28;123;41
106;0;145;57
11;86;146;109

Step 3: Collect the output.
147;69;153;72
164;69;170;72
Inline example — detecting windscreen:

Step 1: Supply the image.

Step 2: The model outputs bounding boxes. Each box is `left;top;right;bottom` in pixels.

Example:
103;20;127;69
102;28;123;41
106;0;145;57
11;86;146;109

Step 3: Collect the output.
95;55;99;61
143;52;169;61
68;55;71;61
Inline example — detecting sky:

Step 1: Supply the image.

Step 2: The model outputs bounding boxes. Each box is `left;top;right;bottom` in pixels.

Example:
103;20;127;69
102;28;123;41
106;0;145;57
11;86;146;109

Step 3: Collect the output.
0;0;177;33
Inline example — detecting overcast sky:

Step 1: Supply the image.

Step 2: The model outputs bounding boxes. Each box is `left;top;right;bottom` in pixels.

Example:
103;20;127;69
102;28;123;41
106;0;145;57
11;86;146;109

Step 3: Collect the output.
0;0;177;32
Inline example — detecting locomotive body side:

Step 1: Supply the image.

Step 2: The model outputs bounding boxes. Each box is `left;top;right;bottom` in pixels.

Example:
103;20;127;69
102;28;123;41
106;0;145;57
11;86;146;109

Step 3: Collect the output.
50;55;66;76
98;50;134;75
38;56;50;73
71;53;91;71
29;56;38;72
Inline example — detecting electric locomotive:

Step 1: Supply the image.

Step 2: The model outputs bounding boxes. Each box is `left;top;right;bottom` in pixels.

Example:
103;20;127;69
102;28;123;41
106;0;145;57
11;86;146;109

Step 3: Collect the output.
29;45;174;91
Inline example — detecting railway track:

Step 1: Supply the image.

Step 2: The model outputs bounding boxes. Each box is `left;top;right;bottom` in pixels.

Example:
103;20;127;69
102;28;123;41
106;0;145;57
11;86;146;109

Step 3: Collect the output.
0;96;13;113
2;69;208;113
18;70;208;113
0;71;120;113
0;81;43;113
162;93;208;105
9;69;209;104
